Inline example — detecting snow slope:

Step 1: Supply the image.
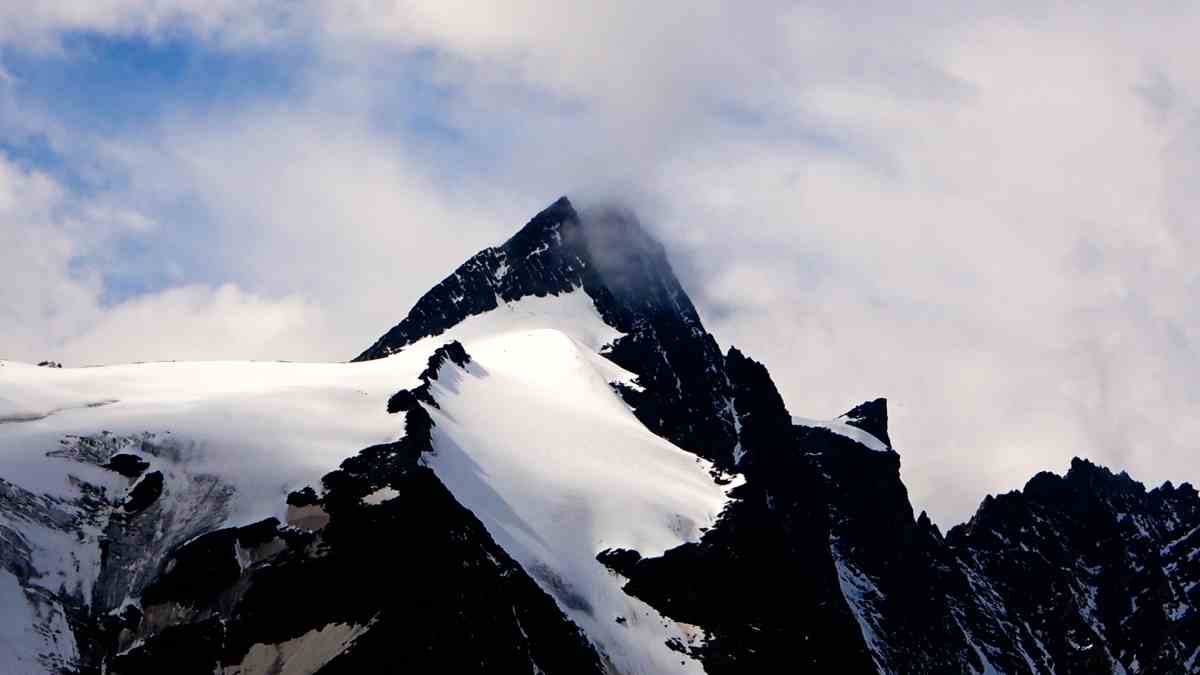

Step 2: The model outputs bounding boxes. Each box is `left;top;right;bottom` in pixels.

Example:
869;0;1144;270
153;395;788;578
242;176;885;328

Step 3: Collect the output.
0;289;735;673
0;568;74;674
428;328;729;673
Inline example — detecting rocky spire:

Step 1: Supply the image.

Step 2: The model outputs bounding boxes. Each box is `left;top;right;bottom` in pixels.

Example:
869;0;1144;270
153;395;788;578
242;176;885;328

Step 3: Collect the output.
838;397;891;448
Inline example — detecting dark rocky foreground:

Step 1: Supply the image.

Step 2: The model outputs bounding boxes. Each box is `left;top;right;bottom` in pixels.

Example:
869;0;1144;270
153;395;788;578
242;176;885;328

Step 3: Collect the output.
2;197;1196;673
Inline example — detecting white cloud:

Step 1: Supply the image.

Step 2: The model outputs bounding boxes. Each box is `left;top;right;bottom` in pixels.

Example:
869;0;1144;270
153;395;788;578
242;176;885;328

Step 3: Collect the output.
642;8;1200;523
94;102;528;359
55;284;330;365
3;1;1200;526
0;152;332;364
0;156;102;358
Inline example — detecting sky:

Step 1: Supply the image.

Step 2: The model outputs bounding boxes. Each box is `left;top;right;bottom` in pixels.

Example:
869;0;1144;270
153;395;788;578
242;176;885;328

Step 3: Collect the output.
2;1;1200;528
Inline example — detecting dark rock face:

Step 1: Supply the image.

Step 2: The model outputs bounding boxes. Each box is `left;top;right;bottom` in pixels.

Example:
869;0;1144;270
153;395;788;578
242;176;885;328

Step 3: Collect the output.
355;197;739;468
121;471;163;513
797;415;985;674
114;473;604;675
103;453;150;478
941;459;1200;674
601;347;1200;674
599;349;877;672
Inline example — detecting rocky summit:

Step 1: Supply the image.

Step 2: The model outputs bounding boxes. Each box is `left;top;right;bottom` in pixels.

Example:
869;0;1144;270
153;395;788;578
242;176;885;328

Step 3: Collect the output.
0;197;1196;674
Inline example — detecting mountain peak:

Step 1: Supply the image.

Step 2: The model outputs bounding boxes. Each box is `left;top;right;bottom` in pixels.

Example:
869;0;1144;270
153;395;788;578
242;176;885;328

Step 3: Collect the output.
355;197;673;361
355;197;740;465
502;196;578;253
838;397;891;447
1064;456;1146;498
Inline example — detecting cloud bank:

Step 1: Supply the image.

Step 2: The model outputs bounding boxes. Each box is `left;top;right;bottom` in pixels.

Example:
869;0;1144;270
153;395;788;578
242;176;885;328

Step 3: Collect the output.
2;1;1200;526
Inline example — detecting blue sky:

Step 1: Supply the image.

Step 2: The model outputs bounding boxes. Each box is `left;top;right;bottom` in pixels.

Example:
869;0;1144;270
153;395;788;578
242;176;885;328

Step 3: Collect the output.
2;33;298;176
1;32;303;302
3;1;1200;527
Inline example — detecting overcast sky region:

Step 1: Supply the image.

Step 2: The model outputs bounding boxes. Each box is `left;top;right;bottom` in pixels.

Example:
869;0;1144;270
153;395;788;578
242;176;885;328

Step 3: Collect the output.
3;2;1199;527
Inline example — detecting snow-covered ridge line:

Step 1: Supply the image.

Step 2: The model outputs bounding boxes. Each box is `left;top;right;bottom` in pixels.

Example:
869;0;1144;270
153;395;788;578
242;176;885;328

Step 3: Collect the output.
792;416;890;452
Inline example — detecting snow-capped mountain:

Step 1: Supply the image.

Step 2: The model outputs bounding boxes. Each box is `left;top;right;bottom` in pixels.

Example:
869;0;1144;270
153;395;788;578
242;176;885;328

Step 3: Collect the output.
0;197;1196;674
